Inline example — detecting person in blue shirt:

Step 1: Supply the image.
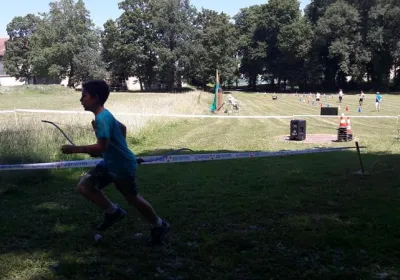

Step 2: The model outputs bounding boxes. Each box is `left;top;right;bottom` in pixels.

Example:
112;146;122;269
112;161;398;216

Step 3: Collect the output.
61;80;170;245
375;92;382;111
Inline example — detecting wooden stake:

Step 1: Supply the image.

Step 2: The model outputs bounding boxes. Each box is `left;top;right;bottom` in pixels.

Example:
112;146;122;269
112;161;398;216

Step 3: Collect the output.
355;141;366;175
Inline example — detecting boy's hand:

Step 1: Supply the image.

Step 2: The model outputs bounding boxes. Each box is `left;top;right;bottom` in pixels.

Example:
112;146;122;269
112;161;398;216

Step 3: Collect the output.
61;145;77;154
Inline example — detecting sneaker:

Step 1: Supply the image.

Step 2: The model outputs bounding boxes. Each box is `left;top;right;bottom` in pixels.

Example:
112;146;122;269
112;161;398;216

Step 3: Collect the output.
150;220;171;245
96;207;126;231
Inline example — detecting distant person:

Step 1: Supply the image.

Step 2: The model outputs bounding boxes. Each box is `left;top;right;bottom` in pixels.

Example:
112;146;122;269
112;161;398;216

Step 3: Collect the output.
359;91;365;106
316;92;321;102
375;92;382;111
227;94;239;110
338;89;343;103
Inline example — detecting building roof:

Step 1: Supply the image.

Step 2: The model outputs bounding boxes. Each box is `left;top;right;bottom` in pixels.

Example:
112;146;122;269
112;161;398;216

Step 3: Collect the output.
0;38;7;56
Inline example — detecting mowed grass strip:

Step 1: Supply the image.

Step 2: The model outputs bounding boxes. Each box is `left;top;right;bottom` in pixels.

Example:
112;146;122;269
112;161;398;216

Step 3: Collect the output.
1;89;400;279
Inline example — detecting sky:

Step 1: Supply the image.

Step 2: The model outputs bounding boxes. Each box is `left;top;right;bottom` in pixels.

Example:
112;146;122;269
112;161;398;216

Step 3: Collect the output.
0;0;311;38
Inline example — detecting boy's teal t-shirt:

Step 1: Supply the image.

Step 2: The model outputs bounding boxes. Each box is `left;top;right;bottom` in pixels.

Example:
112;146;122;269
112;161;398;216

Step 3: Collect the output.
94;109;137;178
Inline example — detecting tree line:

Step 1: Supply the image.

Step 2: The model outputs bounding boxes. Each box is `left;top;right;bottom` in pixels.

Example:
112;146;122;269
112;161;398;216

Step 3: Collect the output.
3;0;400;92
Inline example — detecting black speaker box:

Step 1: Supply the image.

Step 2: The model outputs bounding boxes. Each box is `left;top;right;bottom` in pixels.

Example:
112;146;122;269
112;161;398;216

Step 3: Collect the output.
290;120;306;141
321;107;338;115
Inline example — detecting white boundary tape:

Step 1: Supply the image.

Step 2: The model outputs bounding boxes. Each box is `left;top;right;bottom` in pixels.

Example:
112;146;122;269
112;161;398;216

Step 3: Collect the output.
0;109;398;119
0;147;356;171
0;110;17;114
14;109;90;115
294;115;400;119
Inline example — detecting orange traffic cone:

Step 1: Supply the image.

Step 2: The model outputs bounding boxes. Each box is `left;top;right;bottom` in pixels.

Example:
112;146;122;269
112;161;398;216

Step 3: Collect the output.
339;114;347;128
337;113;347;141
346;117;353;141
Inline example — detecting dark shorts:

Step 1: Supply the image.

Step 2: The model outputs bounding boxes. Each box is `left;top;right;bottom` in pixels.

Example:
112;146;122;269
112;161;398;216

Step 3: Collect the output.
79;164;138;195
316;98;320;101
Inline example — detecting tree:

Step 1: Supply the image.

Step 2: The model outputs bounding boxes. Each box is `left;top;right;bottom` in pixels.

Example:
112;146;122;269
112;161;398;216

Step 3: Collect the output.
102;0;198;91
29;0;105;86
367;0;400;90
150;0;198;91
305;0;336;24
278;17;314;89
266;0;302;88
3;14;42;81
188;9;238;89
102;0;159;91
235;5;266;90
314;0;362;89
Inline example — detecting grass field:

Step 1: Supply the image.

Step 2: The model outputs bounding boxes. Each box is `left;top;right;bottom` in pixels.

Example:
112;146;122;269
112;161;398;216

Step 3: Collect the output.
1;86;400;279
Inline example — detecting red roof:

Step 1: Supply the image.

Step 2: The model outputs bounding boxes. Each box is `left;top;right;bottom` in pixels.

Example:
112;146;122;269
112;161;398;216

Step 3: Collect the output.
0;38;7;56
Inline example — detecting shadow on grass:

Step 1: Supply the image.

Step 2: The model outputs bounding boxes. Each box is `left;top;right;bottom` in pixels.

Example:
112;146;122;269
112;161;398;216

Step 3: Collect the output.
1;149;400;279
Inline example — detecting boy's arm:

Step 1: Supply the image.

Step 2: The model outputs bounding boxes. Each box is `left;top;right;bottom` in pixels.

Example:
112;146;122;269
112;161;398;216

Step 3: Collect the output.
62;121;126;156
74;139;109;155
81;120;108;157
61;139;108;155
78;119;110;154
80;121;126;155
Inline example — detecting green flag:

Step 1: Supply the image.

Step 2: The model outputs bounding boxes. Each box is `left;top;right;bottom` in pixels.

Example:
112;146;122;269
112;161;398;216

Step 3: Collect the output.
210;70;219;112
210;83;219;112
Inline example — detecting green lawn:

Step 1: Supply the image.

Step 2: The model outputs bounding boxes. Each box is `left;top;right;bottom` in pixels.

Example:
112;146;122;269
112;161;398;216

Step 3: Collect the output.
1;88;400;279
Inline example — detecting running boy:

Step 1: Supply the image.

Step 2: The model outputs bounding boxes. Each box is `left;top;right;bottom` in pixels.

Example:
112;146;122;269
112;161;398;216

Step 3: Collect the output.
61;80;170;245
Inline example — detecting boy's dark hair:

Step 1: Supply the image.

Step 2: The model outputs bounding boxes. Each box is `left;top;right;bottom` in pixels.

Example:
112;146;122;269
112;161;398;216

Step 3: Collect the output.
82;80;110;105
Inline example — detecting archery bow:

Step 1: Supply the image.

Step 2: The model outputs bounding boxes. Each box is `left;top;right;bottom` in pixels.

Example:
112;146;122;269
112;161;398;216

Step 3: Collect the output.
41;120;193;165
41;120;76;146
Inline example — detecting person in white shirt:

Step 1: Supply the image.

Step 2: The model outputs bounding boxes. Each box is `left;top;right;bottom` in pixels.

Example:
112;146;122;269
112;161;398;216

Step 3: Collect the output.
316;92;321;102
227;94;239;110
338;89;343;103
359;91;365;106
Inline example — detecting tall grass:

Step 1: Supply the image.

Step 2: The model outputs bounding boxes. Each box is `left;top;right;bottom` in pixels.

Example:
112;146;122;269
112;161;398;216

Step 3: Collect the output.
0;90;210;165
0;84;76;95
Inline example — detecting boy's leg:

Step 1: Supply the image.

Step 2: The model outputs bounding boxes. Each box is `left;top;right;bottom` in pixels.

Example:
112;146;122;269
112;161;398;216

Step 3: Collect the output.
115;178;170;245
78;166;126;231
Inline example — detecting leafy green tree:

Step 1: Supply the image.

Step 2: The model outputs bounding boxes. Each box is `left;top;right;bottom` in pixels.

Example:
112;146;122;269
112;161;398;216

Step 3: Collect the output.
29;0;105;86
150;0;197;91
102;0;159;91
188;9;238;89
305;0;336;24
3;14;42;81
235;5;266;90
314;0;362;89
367;0;400;90
278;17;314;89
257;0;302;89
